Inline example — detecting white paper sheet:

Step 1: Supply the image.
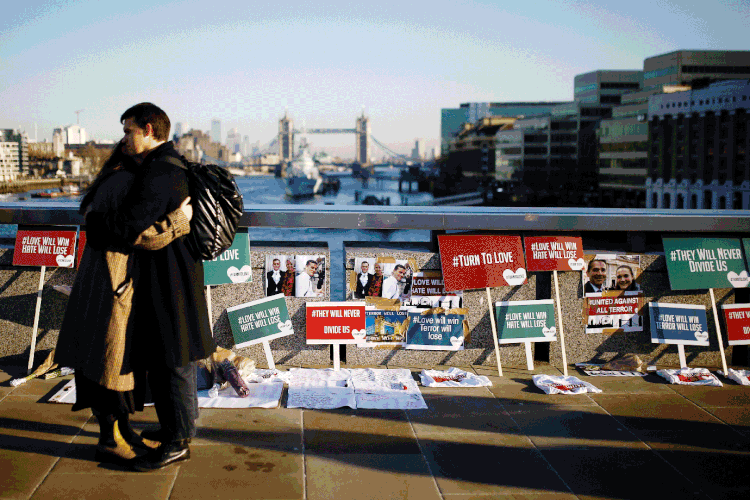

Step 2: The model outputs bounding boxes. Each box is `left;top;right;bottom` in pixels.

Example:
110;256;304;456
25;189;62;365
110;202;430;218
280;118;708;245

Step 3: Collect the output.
286;386;356;409
657;368;723;387
198;383;283;408
719;368;750;386
419;368;493;387
532;374;602;394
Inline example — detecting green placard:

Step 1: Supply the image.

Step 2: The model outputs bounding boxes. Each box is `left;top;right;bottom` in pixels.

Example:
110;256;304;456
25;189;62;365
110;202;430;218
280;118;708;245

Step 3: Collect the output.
495;300;557;344
226;294;293;348
662;237;748;290
203;231;251;286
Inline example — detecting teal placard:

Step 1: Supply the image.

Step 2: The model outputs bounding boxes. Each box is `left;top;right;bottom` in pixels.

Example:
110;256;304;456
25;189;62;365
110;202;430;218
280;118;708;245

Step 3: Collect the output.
226;294;293;348
662;237;748;290
203;231;251;286
495;300;557;344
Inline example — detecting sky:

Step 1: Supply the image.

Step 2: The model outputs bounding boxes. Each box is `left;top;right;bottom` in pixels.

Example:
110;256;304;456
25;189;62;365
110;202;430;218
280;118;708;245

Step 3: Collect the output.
1;0;749;158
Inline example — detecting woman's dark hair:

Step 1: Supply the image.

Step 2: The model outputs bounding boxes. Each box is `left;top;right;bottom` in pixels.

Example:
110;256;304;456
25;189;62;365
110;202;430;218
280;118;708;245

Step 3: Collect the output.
79;141;135;213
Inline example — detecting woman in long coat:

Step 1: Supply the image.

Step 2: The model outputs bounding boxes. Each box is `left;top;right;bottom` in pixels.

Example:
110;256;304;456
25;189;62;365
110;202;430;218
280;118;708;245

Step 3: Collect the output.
54;143;192;464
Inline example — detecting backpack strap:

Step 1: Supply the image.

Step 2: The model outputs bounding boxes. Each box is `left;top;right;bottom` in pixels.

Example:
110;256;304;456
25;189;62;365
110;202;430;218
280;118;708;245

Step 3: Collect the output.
163;155;187;170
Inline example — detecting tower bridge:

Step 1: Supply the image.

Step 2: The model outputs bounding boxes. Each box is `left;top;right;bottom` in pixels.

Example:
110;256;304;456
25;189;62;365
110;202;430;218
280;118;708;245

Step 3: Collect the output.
278;112;372;164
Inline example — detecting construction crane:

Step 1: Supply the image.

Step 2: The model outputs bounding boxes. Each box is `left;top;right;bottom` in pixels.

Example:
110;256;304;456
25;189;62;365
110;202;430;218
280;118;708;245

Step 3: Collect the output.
74;109;85;125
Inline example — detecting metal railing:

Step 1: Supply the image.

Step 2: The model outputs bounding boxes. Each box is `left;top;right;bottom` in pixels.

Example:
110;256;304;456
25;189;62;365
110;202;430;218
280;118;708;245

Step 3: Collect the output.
3;202;750;300
2;202;748;232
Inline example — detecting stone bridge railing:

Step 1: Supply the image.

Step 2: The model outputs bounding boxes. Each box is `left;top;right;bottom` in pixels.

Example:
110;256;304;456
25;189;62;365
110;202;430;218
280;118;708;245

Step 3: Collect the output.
1;202;748;369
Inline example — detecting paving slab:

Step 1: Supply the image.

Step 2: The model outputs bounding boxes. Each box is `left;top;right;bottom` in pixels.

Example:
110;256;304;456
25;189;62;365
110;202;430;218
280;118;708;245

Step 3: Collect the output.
303;409;420;455
593;393;725;433
646;447;750;500
576;373;673;395
667;382;750;408
538;448;712;500
28;472;176;500
194;408;303;451
703;406;750;436
0;447;60;500
0;398;89;445
419;434;572;497
170;445;303;500
305;453;439;500
507;405;647;450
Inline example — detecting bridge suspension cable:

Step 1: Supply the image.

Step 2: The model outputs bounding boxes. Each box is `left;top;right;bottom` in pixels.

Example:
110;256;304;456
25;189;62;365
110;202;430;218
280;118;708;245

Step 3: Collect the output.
369;135;410;162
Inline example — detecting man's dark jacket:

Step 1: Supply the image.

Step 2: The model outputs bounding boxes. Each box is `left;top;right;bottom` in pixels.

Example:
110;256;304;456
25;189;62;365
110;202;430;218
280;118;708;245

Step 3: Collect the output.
266;270;285;296
355;272;372;298
87;142;216;368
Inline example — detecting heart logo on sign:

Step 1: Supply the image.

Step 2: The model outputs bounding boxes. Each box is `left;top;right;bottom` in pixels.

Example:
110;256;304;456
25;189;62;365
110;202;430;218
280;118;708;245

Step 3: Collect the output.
568;258;585;271
727;270;750;288
227;266;252;283
542;326;557;337
56;254;74;268
449;336;464;346
351;329;366;341
502;268;527;286
277;320;293;333
694;329;708;342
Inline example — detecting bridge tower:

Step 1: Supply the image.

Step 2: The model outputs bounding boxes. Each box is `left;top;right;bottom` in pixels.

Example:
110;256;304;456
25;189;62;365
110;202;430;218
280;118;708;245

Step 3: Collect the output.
355;112;369;165
278;114;294;162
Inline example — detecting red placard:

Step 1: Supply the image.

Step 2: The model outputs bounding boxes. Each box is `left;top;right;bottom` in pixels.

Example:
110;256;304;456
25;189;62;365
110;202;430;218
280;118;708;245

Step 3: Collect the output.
306;302;366;345
13;228;77;268
722;304;750;346
437;234;526;291
77;231;87;267
524;236;584;272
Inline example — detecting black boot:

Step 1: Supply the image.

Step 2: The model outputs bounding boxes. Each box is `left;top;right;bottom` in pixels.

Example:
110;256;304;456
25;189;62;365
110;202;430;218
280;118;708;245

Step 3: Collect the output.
140;427;191;444
131;439;191;471
94;414;138;466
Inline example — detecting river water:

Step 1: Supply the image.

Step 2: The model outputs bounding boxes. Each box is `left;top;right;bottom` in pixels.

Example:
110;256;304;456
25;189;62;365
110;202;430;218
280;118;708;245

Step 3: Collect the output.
1;173;434;298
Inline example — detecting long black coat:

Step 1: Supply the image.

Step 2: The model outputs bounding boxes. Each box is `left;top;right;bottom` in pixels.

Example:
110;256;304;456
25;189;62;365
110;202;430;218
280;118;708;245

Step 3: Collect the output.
87;142;216;368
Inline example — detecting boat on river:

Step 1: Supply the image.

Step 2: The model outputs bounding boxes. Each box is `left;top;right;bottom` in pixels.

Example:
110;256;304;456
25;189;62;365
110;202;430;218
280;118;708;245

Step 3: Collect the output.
284;139;323;198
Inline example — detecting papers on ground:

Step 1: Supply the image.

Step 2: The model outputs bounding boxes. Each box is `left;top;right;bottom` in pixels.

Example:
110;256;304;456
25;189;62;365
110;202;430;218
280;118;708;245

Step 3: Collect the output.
419;367;493;387
657;368;723;387
533;374;602;394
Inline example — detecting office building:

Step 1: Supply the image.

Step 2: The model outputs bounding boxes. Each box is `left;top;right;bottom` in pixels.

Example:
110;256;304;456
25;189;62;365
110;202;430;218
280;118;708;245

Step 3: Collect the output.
598;50;750;208
211;119;222;145
55;124;87;145
411;139;425;161
646;79;750;209
441;102;566;156
0;129;29;180
174;122;188;140
226;128;242;154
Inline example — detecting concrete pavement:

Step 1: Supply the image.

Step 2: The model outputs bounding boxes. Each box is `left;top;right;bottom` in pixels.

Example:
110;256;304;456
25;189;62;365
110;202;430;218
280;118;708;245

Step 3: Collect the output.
1;361;749;500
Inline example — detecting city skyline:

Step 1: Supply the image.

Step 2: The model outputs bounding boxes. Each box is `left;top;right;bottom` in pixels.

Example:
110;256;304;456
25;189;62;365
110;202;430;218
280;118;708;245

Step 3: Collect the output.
2;0;748;158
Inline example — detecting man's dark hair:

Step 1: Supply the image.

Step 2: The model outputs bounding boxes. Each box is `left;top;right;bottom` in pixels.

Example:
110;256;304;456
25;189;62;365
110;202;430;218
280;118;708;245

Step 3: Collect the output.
121;102;171;141
306;260;317;267
587;259;607;272
394;264;406;272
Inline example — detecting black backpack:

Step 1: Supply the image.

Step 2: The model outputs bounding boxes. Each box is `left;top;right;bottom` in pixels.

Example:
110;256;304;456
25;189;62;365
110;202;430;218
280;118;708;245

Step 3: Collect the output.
165;155;244;260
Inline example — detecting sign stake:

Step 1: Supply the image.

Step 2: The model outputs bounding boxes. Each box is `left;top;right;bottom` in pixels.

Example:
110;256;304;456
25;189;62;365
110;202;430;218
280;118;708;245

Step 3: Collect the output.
263;340;275;369
205;285;214;337
524;342;534;371
486;287;503;376
677;344;687;369
709;288;729;374
28;266;46;374
552;270;569;376
333;344;341;371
